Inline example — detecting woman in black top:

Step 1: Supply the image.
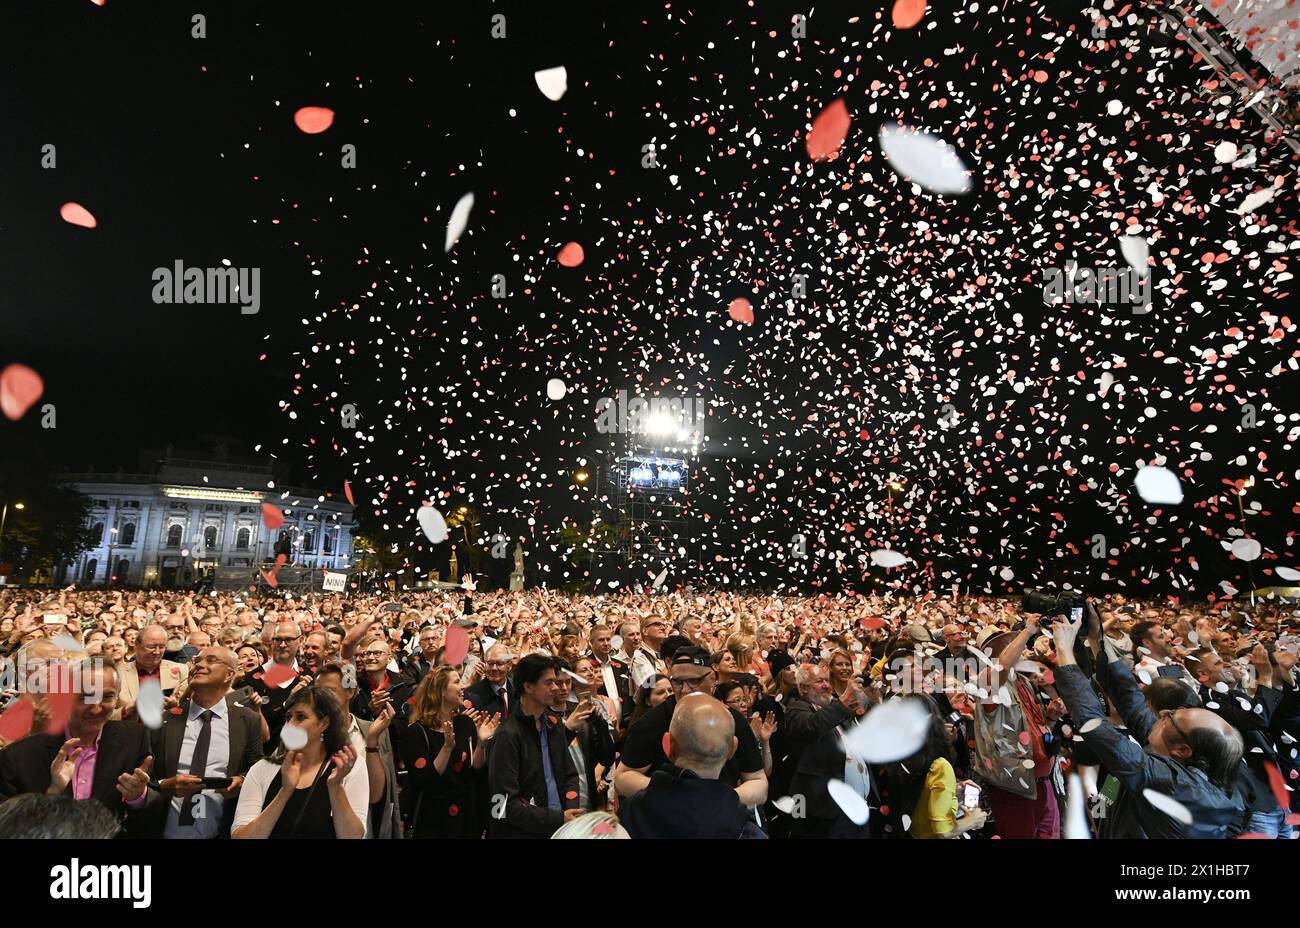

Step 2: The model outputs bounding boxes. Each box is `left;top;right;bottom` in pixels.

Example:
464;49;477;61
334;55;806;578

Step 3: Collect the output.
401;665;499;838
231;687;367;839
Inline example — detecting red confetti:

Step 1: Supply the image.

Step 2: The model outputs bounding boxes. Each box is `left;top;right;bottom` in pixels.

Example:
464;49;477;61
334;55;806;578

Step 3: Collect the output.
448;803;459;816
444;625;470;665
59;202;97;228
343;480;355;506
293;106;335;134
0;698;34;743
891;0;926;29
262;503;285;530
806;99;850;161
261;663;297;688
557;242;585;267
0;364;44;421
565;790;578;800
414;757;427;769
727;297;754;325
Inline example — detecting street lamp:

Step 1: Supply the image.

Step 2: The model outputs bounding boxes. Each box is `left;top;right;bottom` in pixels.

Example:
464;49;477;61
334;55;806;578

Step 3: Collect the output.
0;501;25;549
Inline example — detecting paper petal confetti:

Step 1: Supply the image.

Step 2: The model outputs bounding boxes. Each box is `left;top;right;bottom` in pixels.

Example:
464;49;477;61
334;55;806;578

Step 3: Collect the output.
878;123;972;195
0;698;34;744
1133;466;1183;505
59;202;97;228
840;697;929;763
136;679;164;730
343;480;355;506
280;724;309;751
0;364;44;420
293;106;334;134
261;503;285;530
444;625;470;665
891;0;926;30
557;241;585;267
826;778;871;825
546;378;567;401
417;505;449;544
1142;788;1193;826
1230;538;1261;562
534;66;567;101
444;192;474;253
806;99;850;161
870;549;909;569
727;297;754;325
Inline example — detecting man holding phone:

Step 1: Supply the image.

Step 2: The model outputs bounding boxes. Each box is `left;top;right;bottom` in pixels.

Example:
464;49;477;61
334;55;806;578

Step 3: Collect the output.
141;646;263;839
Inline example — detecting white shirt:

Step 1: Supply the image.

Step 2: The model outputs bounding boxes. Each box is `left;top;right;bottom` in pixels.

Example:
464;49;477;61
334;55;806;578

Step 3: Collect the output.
630;648;664;691
164;698;231;840
232;753;370;838
593;657;623;710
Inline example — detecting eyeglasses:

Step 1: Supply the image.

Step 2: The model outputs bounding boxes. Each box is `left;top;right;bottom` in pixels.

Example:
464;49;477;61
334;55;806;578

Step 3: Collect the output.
485;660;510;668
1160;709;1191;745
669;673;712;690
358;650;389;659
272;636;301;644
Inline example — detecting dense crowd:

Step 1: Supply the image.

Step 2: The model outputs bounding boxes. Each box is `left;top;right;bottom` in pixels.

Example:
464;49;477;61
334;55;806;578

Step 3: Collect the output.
0;582;1295;839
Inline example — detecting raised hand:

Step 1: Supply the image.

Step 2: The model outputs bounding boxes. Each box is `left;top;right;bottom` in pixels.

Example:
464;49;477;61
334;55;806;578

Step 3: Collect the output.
116;756;155;802
327;745;358;787
47;739;84;795
476;711;501;743
282;749;306;788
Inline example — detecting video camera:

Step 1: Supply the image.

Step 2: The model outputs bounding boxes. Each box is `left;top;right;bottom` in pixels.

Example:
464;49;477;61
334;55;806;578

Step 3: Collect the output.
1020;589;1087;624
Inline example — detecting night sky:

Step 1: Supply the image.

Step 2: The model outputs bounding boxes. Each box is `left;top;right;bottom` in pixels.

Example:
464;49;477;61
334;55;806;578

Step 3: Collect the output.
2;1;1297;597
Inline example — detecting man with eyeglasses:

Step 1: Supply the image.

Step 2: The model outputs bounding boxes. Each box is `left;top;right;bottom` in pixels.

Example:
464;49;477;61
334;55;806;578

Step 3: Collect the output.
115;625;189;722
248;621;305;745
466;644;516;719
614;647;767;812
630;616;669;692
1051;611;1245;838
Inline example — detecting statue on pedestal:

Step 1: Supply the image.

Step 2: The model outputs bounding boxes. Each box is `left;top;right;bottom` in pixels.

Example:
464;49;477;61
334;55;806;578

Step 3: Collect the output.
509;542;525;591
448;547;459;584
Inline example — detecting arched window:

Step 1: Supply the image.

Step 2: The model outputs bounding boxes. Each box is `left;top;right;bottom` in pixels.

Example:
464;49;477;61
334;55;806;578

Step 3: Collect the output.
91;522;105;544
120;522;136;546
236;527;251;550
322;532;334;554
83;559;98;582
303;530;316;552
203;526;218;550
114;559;129;584
166;524;183;547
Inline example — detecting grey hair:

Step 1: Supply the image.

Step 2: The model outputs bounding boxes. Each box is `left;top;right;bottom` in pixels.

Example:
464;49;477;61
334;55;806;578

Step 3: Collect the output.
793;662;824;688
550;810;628;840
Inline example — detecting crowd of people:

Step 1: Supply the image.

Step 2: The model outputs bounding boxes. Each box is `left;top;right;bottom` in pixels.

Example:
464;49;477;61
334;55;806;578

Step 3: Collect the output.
0;581;1295;840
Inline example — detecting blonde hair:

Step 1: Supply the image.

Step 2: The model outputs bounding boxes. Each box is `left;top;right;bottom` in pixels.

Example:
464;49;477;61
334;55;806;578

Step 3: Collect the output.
550;811;628;840
410;665;457;729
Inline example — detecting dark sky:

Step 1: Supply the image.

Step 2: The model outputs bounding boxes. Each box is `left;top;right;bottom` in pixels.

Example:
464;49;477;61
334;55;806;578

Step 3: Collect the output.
2;1;1297;596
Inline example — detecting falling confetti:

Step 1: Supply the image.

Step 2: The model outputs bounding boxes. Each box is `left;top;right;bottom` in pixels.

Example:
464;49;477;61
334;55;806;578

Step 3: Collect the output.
534;66;568;101
806;99;851;161
878;123;972;195
826;778;871;825
293;106;335;134
840;697;930;763
444;192;474;253
0;364;44;420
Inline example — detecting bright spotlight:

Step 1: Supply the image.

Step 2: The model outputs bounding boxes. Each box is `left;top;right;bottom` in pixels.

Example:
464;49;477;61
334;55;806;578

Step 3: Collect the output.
645;412;676;435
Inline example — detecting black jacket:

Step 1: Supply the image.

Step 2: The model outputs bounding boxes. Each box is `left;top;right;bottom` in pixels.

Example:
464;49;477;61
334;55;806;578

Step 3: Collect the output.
783;696;871;832
589;656;633;722
619;765;758;839
1195;681;1283;815
1059;661;1242;838
137;695;265;838
487;707;579;838
465;678;516;720
0;721;152;825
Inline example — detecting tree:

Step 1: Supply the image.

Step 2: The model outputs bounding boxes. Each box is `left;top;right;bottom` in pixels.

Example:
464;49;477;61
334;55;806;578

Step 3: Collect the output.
0;437;98;582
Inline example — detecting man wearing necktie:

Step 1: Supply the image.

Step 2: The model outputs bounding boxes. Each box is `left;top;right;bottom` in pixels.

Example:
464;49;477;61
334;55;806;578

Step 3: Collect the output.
143;647;264;838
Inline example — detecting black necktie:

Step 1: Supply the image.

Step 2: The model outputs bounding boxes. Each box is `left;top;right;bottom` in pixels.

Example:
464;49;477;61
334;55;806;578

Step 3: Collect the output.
179;709;214;826
498;687;508;714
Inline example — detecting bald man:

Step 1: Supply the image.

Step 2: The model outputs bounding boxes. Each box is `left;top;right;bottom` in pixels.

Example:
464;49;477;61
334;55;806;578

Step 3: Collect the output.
141;646;264;839
617;695;757;838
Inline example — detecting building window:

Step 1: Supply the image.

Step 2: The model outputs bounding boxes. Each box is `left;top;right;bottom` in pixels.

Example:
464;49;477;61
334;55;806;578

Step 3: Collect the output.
204;526;218;550
236;527;251;550
83;559;98;582
91;522;105;544
122;501;140;509
303;530;316;552
114;559;129;583
166;524;183;548
120;522;136;546
205;504;223;513
323;532;334;555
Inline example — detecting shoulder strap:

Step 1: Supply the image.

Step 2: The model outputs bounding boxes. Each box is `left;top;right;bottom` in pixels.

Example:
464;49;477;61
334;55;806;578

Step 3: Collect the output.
286;761;332;839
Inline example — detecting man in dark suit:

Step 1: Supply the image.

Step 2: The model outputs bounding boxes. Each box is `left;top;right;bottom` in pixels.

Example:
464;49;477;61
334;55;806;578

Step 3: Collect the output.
465;643;516;719
783;662;870;837
141;646;264;838
0;657;154;827
587;625;632;724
